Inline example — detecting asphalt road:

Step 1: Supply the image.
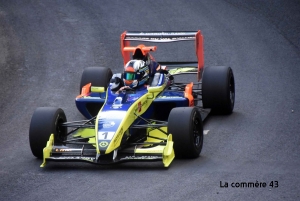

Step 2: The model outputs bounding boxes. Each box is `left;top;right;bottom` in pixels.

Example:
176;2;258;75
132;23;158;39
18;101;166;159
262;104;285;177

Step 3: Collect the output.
0;0;299;200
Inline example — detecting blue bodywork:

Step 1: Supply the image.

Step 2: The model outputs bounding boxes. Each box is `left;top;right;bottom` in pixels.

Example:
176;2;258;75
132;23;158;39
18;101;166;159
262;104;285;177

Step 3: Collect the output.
75;74;189;120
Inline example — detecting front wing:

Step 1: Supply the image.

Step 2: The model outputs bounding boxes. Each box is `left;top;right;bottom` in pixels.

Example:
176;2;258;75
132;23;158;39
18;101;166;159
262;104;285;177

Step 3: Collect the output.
41;128;175;168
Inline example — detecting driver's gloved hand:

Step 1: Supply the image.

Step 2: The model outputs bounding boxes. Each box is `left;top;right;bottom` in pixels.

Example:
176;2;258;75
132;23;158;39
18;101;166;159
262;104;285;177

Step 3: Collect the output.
158;69;174;80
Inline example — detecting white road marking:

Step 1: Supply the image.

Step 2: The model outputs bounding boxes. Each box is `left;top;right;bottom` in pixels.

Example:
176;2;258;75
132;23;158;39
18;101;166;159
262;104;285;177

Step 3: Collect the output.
204;130;210;135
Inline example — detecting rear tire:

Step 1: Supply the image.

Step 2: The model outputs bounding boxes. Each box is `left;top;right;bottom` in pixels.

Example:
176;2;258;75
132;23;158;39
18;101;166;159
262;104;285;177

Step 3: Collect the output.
202;66;235;114
168;107;203;158
29;107;67;158
80;67;113;93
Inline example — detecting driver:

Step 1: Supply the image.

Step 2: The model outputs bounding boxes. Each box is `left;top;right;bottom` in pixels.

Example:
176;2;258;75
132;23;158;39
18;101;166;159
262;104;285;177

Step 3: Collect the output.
124;59;149;87
118;59;149;92
112;48;173;93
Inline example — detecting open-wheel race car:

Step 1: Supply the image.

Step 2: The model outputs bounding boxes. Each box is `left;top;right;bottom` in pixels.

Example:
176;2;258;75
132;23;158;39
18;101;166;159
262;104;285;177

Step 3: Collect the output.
29;31;235;168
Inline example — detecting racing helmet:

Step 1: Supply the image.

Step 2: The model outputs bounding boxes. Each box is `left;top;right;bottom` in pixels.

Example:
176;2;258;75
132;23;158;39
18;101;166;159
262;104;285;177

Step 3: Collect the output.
123;60;149;88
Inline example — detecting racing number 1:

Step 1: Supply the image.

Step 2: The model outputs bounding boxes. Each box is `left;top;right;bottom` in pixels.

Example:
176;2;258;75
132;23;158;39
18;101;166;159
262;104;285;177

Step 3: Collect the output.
102;132;108;139
98;132;114;140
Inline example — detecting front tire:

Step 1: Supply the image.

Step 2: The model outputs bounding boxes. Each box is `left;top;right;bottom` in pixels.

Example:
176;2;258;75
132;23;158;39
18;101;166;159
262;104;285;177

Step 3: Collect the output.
79;67;113;117
29;107;67;158
80;67;113;93
168;107;203;158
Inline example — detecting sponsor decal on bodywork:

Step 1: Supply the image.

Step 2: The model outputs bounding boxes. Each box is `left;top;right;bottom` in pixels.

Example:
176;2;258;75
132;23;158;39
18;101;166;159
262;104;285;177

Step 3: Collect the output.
113;128;123;146
121;156;162;160
158;96;185;99
54;156;95;162
98;111;127;119
54;148;72;152
100;121;115;128
111;97;123;109
99;141;109;148
134;100;147;113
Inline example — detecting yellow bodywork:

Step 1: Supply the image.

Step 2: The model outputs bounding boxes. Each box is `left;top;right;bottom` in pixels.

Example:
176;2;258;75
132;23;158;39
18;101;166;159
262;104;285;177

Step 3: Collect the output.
136;127;175;167
41;131;174;167
99;82;168;154
91;86;105;93
40;81;175;167
74;128;96;144
40;134;54;167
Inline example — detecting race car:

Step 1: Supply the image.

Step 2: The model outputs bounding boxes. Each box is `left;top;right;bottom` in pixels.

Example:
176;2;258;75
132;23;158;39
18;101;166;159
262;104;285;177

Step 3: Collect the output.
29;31;235;168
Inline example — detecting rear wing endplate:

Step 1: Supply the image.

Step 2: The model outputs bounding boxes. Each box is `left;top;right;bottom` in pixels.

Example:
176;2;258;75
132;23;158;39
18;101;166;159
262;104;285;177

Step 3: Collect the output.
120;31;204;81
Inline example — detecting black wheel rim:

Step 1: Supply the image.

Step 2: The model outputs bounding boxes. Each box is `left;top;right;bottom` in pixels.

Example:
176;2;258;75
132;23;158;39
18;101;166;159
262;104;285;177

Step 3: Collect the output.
192;113;202;148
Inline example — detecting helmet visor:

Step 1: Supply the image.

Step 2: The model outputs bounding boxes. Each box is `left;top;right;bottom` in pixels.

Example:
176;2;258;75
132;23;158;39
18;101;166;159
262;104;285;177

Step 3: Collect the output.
124;72;140;80
124;72;136;80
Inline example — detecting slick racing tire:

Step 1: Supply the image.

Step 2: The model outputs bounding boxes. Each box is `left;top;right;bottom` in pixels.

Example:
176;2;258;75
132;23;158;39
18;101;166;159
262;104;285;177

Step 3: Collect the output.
202;66;235;114
29;107;67;159
80;67;113;93
79;67;112;117
168;107;203;158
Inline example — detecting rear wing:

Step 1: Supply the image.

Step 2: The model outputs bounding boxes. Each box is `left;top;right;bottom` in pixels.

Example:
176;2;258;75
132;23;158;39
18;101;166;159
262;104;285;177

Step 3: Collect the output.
120;31;204;81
